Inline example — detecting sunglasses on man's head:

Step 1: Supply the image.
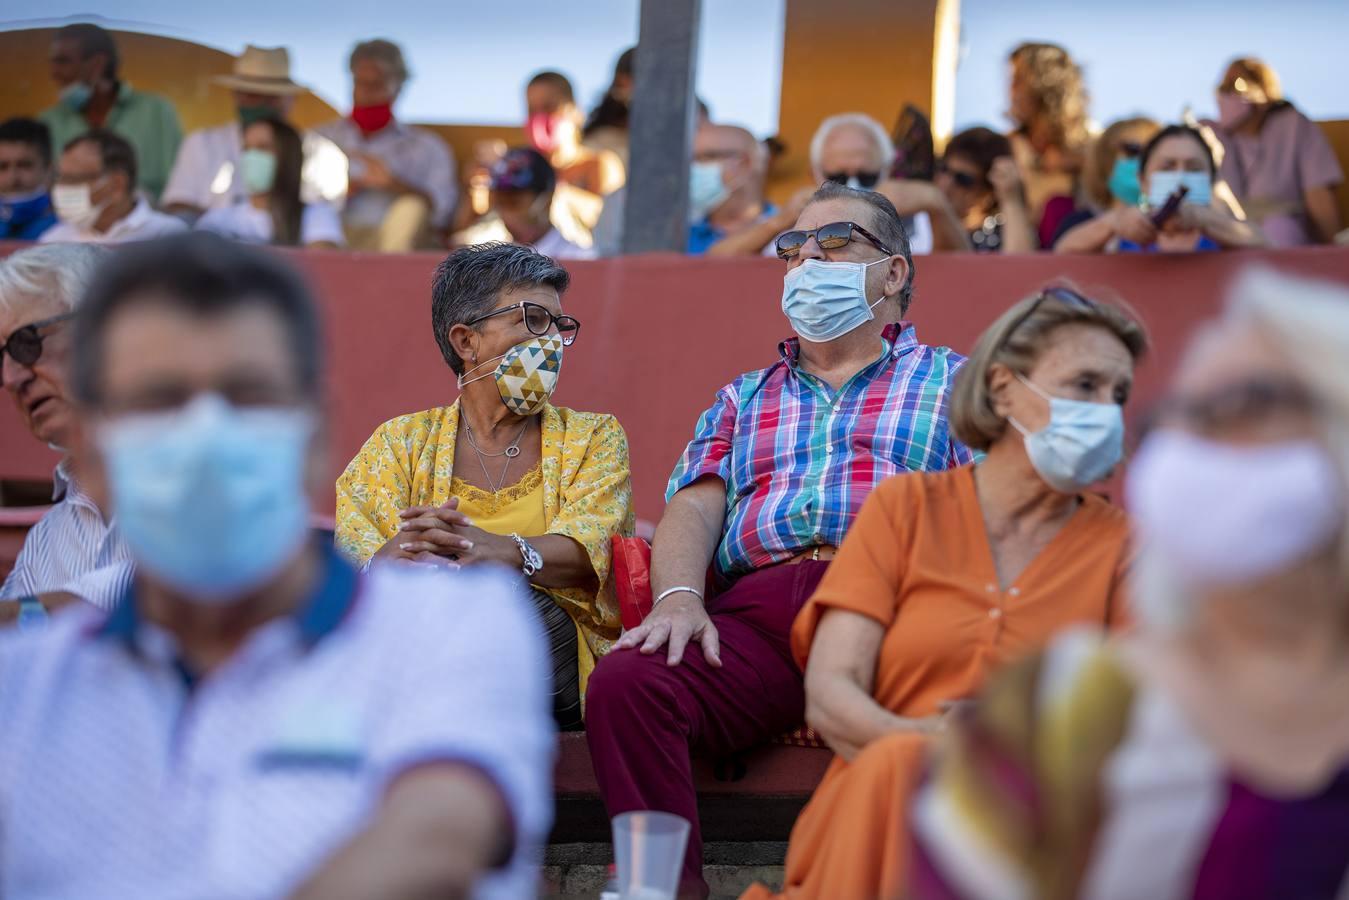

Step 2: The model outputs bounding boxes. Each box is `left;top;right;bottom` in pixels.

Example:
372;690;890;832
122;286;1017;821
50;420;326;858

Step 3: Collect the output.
0;312;75;373
774;220;894;261
823;171;881;189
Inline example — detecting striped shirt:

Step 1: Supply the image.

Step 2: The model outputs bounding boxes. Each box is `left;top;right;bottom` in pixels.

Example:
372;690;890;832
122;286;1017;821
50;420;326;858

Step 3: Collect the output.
0;461;133;610
667;323;973;578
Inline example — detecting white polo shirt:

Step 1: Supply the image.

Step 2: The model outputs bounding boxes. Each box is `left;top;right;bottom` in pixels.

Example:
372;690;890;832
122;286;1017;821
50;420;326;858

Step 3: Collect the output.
39;198;187;245
0;549;554;899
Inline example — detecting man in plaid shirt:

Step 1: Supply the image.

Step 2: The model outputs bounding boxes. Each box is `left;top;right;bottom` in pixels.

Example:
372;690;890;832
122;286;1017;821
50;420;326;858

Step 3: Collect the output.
586;181;973;896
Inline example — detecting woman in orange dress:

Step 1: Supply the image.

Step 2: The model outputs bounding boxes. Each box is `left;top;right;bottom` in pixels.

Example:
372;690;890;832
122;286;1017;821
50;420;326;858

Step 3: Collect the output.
742;286;1148;900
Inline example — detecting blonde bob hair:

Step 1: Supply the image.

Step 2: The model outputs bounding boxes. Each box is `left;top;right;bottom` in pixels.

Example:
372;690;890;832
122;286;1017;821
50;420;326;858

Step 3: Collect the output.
950;286;1149;451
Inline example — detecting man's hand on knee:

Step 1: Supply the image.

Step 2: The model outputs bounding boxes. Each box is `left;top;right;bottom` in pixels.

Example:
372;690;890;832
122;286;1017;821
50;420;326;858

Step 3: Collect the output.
615;595;722;668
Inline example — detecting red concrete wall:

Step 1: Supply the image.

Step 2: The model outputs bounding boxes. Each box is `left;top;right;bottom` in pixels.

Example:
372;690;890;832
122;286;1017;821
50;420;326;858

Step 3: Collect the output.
3;246;1348;521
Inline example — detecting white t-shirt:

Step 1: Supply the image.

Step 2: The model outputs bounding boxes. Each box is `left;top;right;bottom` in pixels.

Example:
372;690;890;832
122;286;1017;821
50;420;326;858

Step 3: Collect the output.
196;201;346;247
161;122;349;211
39;198;187;244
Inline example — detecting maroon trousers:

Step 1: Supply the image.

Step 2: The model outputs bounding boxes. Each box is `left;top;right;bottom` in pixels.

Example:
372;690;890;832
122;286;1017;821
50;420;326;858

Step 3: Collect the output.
584;561;830;897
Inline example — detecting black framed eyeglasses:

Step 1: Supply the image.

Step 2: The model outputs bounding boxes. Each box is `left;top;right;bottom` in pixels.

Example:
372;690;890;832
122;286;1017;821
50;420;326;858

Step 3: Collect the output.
1;311;75;372
823;170;881;189
466;301;581;346
774;220;894;260
937;161;984;190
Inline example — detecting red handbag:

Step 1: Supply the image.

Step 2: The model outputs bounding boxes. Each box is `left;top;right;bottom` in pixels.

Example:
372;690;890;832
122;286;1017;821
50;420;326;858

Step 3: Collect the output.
611;536;656;630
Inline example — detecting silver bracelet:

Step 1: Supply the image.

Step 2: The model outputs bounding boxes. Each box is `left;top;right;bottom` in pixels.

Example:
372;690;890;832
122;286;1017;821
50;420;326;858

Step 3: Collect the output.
653;585;704;608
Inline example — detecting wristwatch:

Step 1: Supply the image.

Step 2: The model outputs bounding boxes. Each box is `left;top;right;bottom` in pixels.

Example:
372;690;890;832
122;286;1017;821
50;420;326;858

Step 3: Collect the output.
509;533;543;578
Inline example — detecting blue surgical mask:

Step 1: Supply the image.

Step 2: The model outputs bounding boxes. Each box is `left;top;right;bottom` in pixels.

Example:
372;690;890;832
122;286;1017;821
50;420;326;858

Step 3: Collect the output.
97;393;315;604
1107;157;1142;207
781;257;892;343
688;161;728;222
59;81;94;112
0;188;51;227
1146;170;1212;210
239;148;278;195
1009;374;1123;492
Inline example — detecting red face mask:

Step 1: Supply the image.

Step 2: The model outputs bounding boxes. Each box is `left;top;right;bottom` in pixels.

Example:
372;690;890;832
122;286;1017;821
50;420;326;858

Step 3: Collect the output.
526;111;560;155
351;103;394;135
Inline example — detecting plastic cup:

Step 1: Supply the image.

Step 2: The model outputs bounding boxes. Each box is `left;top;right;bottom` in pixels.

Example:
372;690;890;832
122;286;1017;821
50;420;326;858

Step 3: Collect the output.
611;810;691;900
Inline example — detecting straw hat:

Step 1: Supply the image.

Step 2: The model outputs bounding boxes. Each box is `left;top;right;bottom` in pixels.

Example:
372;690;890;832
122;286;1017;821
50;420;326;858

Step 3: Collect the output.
212;45;306;96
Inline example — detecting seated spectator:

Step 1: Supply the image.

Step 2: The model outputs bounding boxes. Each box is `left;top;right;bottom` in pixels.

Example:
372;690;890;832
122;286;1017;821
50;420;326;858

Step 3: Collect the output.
0;233;552;897
196;117;344;248
585;182;975;898
0;119;58;241
1214;56;1343;246
41;130;186;244
1007;42;1090;245
1051;116;1161;246
811;113;970;253
582;47;635;170
747;286;1147;900
912;268;1349;899
1058;125;1264;254
316;40;457;252
453;148;595;259
39;23;181;202
688;123;780;256
337;242;633;730
0;244;132;625
525;70;625;199
935;126;1036;253
161;45;348;220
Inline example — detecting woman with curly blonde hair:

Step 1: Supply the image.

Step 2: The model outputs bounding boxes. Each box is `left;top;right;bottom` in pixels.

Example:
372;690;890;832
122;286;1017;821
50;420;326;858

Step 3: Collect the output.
1007;42;1092;244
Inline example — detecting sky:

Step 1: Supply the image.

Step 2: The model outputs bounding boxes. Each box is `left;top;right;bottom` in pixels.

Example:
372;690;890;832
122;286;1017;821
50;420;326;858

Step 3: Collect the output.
6;0;1345;137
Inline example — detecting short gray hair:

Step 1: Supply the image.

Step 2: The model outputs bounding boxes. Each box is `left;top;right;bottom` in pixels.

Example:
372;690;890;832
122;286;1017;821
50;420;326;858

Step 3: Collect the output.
806;181;916;314
810;113;895;178
349;39;409;91
0;243;109;315
431;243;570;376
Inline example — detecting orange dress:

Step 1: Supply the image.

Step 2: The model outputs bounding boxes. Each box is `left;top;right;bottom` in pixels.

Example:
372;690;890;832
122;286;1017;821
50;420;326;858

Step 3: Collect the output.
742;465;1132;900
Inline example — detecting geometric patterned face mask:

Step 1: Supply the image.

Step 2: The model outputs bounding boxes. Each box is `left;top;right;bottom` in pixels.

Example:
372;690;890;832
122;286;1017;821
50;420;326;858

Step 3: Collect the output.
457;334;564;417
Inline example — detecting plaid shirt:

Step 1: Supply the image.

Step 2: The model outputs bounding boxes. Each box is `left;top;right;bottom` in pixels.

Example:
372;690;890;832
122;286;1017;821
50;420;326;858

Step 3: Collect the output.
667;323;974;578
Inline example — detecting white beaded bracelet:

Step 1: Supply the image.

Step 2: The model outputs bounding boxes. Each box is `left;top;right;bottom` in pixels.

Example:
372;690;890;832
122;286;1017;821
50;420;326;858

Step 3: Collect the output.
653;585;704;608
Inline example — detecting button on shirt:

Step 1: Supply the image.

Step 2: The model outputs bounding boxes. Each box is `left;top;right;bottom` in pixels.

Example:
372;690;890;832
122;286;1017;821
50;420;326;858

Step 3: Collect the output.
39;198;187;245
315;118;458;229
0;550;554;900
667;323;974;578
0;460;133;610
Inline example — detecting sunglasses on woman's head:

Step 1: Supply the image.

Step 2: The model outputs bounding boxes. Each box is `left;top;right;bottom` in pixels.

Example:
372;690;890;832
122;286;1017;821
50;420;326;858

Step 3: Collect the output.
774;221;894;260
0;312;75;373
823;171;881;189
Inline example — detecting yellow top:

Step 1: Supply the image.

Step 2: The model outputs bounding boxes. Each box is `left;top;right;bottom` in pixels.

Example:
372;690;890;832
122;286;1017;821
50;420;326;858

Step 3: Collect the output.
335;401;635;692
449;463;547;538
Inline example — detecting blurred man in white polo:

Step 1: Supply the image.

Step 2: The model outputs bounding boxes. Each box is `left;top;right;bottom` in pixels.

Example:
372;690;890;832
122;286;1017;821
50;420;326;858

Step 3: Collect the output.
161;45;347;221
0;233;553;898
40;130;185;244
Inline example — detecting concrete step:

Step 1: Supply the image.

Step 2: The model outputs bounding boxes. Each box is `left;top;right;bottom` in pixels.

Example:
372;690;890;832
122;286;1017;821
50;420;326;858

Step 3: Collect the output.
542;841;787;898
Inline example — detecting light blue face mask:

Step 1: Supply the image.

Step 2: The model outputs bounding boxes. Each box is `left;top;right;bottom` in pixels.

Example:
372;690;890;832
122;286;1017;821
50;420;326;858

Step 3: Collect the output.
1009;374;1123;492
59;81;94;112
780;257;892;343
239;148;278;195
688;161;729;222
1146;170;1212;210
97;393;315;604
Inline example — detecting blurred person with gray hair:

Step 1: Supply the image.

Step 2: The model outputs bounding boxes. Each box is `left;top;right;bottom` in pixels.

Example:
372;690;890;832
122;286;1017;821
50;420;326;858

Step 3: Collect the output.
316;39;457;252
912;267;1349;899
0;243;133;625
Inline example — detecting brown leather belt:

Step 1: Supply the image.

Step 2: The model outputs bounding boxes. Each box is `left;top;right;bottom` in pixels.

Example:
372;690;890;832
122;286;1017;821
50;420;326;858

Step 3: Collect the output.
783;545;839;565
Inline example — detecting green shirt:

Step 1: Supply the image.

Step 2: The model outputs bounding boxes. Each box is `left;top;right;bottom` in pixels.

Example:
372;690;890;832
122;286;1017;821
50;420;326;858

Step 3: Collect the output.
40;83;182;202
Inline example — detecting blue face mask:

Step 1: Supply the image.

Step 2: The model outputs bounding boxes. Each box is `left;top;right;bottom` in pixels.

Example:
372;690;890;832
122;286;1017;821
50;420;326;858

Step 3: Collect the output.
688;161;728;222
1009;374;1123;492
0;188;52;227
781;257;892;343
239;148;278;195
96;393;315;604
1107;157;1142;207
59;81;94;112
1146;170;1212;210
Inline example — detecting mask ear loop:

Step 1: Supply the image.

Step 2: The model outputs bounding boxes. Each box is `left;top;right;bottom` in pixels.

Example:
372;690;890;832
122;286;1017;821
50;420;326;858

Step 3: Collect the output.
457;351;508;389
1007;372;1052;437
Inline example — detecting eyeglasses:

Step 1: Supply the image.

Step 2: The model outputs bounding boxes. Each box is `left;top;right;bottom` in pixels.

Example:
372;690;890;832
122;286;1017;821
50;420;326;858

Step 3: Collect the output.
823;171;881;189
1146;378;1319;438
1;312;75;373
936;161;984;190
465;301;581;346
774;220;894;260
1117;140;1145;159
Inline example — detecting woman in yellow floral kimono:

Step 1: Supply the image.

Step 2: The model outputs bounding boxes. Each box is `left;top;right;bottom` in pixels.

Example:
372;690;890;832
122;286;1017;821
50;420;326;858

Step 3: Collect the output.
336;243;634;729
